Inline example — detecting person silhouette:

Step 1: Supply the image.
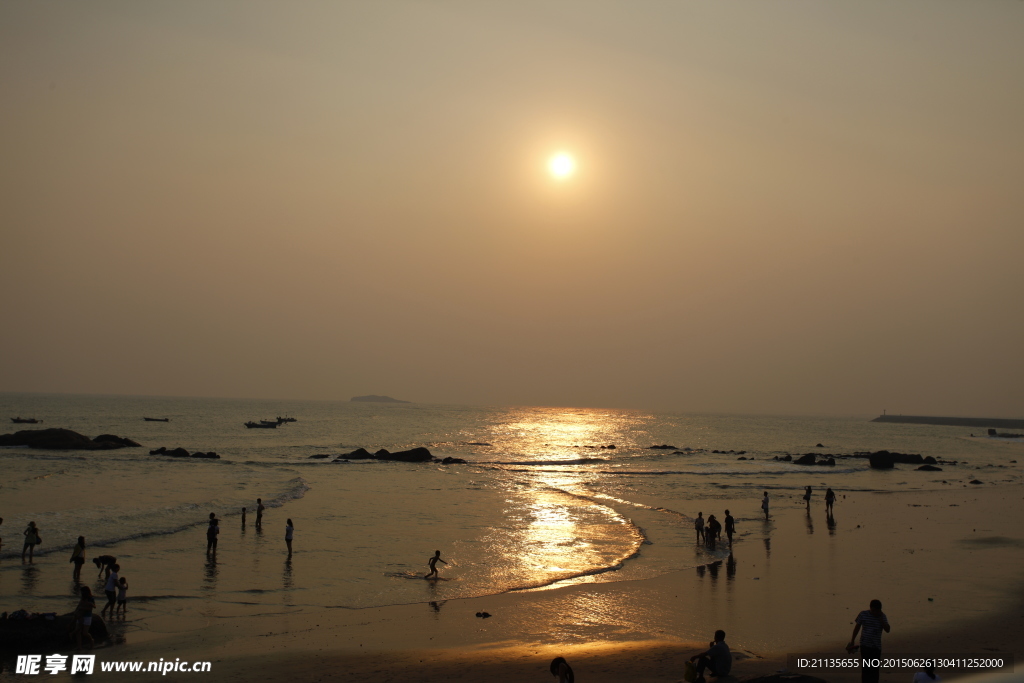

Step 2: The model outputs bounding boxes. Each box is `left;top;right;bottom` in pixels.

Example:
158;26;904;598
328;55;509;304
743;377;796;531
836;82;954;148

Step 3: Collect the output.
825;488;836;513
761;492;770;520
849;599;890;683
425;550;447;578
694;512;705;543
724;510;736;545
550;657;574;683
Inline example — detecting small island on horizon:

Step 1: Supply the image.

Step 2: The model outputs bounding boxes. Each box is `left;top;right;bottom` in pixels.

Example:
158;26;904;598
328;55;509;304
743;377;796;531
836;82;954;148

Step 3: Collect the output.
350;395;411;404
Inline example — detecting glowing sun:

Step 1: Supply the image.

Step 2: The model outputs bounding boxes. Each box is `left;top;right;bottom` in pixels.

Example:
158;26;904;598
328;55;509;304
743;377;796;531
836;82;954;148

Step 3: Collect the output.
548;152;576;180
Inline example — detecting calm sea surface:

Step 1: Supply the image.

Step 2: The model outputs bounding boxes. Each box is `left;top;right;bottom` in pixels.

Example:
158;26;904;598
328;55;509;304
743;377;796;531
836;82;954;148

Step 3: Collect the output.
1;393;1020;641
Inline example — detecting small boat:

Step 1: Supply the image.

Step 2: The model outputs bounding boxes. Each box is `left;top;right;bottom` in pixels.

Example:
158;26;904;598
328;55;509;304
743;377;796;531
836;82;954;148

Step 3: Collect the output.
11;417;41;424
277;416;297;423
143;417;170;422
245;421;278;429
260;419;279;426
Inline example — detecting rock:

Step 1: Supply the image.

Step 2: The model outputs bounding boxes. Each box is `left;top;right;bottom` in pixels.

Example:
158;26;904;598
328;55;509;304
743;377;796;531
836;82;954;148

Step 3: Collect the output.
823;457;836;466
917;464;942;471
475;612;492;618
969;479;983;484
737;450;746;455
343;448;375;459
794;454;817;465
150;446;167;455
378;447;433;462
869;452;895;469
923;456;937;464
169;447;190;457
782;454;792;462
191;451;219;459
601;444;616;449
93;434;142;448
816;443;824;448
649;444;676;450
0;428;136;450
308;453;331;459
737;456;747;460
466;442;491;446
441;457;467;464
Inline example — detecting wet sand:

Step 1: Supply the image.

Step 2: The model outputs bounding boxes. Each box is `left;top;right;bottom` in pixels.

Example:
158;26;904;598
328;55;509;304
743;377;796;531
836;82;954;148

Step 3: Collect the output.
96;484;1024;682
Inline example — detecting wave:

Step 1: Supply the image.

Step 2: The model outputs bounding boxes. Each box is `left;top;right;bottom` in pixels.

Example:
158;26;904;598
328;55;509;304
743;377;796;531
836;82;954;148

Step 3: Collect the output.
0;477;310;561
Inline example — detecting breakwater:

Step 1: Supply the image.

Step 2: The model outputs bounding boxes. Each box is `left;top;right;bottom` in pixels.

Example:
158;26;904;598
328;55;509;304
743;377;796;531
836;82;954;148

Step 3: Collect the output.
871;414;1024;429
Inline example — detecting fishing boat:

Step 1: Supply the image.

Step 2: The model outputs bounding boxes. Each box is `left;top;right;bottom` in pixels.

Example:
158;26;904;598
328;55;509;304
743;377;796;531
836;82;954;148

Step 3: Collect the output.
260;419;279;426
277;416;297;423
11;417;41;424
245;421;278;429
143;417;170;422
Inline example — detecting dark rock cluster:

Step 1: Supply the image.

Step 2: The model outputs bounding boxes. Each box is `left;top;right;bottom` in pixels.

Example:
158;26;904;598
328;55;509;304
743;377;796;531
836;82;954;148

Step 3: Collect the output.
0;428;140;450
149;446;220;459
328;446;465;464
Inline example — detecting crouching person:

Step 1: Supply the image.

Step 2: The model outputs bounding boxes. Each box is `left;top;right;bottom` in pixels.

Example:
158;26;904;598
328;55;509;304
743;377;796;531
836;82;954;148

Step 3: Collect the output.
690;630;731;682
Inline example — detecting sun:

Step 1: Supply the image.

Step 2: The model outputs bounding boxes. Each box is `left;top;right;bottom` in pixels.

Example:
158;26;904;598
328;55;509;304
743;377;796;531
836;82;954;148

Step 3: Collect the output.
548;152;576;180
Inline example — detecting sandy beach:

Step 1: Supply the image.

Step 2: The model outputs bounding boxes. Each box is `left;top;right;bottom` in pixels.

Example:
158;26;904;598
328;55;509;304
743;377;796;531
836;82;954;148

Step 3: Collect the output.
80;483;1023;682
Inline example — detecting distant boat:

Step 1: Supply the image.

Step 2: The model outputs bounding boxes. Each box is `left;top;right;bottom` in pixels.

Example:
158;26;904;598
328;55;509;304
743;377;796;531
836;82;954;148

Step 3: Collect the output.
277;416;297;423
245;421;278;429
260;419;279;426
11;417;41;424
143;417;170;422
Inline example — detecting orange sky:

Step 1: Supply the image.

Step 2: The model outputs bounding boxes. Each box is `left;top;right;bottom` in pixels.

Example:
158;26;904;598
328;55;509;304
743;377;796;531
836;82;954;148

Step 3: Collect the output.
2;1;1022;416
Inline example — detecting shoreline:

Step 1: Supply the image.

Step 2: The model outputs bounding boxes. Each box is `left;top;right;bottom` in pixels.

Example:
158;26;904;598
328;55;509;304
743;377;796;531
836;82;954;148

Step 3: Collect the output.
64;484;1024;682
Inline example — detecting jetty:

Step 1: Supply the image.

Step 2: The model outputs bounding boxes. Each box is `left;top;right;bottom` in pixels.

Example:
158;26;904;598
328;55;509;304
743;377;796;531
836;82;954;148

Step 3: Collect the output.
871;414;1024;429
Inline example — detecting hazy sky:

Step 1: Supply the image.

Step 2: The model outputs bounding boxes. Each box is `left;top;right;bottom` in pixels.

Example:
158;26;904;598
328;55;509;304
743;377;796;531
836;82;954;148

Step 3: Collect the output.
2;1;1022;416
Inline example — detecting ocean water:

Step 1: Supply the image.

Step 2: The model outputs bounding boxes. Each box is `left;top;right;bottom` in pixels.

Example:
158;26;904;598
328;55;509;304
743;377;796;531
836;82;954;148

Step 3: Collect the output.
1;393;1020;641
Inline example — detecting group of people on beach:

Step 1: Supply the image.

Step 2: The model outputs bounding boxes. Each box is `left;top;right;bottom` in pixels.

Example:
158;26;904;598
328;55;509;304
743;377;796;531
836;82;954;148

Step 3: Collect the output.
65;539;128;649
693;511;735;549
207;498;294;557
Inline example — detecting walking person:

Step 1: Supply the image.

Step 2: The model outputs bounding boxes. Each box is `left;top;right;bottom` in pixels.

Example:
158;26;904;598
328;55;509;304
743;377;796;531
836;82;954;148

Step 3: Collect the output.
825;488;836;514
724;510;736;545
70;536;86;581
285;519;294;556
100;564;120;617
22;521;40;561
425;550;448;578
803;486;813;509
848;599;890;683
761;492;770;520
694;512;705;543
73;586;96;649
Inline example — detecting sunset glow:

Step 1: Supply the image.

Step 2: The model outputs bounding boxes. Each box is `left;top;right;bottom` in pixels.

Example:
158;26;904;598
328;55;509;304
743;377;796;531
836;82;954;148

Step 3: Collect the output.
548;152;576;179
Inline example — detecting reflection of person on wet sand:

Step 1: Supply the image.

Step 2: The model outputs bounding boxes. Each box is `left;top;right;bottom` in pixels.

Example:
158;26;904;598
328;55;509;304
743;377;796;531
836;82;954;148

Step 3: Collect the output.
256;498;265;529
550;656;574;683
425;550;447;578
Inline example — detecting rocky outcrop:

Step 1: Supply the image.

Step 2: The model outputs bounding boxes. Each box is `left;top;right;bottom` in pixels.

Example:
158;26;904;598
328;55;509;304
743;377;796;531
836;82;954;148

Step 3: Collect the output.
441;456;466;464
149;446;219;459
794;454;817;465
0;612;108;649
649;444;677;450
0;429;140;450
375;447;433;462
917;464;943;471
869;452;895;469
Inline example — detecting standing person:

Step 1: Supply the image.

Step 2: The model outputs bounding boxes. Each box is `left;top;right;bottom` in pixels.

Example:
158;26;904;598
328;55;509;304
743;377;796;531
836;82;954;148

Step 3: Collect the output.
425;550;448;578
706;515;722;549
256;498;265;530
206;519;219;555
689;630;732;683
100;564;120;617
73;586;96;649
724;510;736;545
22;521;40;561
70;536;86;581
285;519;294;556
803;486;813;509
825;488;836;513
848;599;890;683
115;576;129;615
550;656;574;683
761;492;770;520
694;512;705;543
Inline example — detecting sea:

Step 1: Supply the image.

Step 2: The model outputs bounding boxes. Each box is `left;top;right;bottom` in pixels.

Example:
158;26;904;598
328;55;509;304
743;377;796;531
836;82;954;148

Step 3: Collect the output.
1;393;1020;644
